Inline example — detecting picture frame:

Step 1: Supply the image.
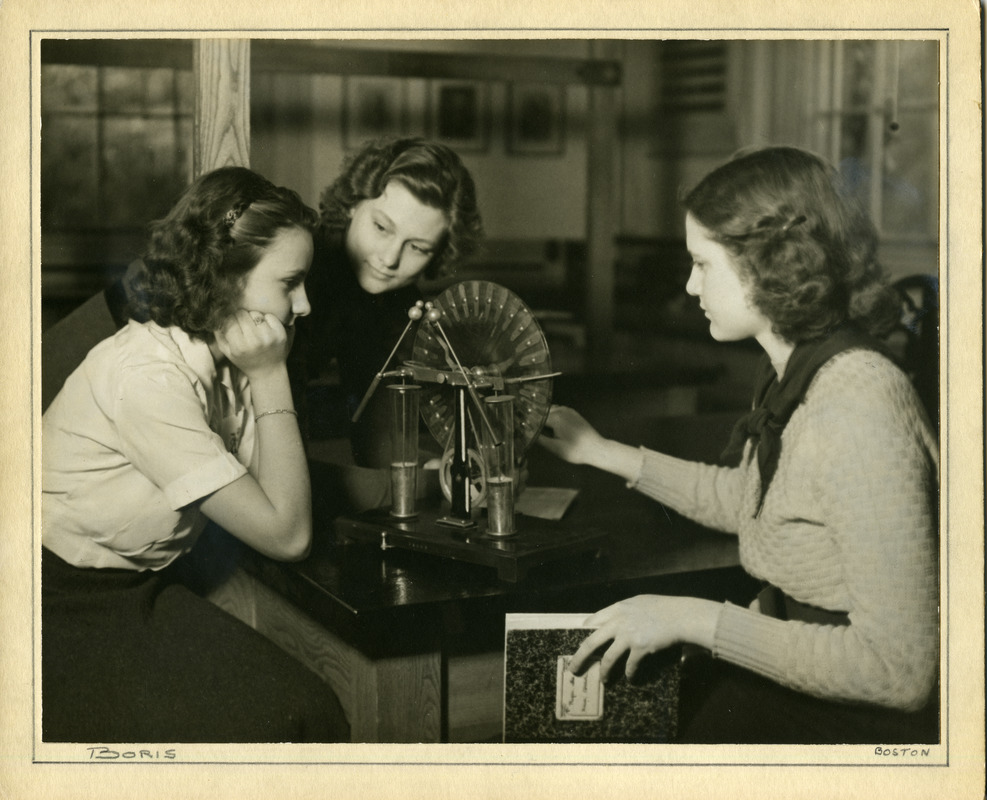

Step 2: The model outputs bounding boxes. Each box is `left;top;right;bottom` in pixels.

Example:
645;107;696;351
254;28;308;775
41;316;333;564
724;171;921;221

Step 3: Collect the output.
343;76;406;149
507;82;565;155
428;79;490;152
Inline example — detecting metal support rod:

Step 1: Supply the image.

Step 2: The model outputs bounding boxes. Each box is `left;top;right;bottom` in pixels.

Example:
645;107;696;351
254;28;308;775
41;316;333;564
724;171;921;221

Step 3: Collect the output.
449;387;471;520
351;317;416;422
430;318;499;445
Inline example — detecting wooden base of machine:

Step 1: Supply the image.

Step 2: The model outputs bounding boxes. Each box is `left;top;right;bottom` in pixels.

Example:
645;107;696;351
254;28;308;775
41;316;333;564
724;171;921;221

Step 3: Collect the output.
334;505;608;582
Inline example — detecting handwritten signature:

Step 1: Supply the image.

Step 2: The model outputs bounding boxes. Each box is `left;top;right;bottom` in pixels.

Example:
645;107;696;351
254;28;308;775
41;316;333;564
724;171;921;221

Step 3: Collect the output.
86;746;177;760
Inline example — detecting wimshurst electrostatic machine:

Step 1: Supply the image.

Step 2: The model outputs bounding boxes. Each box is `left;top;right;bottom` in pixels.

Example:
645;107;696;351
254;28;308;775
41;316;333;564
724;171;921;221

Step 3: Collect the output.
333;280;607;581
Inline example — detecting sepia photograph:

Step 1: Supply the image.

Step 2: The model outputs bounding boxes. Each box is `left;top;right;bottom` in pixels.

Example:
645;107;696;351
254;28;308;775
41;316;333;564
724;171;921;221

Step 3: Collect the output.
1;1;983;799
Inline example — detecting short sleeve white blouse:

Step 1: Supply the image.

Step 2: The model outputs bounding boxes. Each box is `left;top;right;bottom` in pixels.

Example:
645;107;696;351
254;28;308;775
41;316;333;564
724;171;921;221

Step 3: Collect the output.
42;320;256;571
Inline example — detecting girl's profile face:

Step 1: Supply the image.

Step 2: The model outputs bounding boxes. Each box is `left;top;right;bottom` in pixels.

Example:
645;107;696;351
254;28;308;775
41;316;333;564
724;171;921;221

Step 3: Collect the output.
239;225;313;333
346;180;448;294
684;213;772;344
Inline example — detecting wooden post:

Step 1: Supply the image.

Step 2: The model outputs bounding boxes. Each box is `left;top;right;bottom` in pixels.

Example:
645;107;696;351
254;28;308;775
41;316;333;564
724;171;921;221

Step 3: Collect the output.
193;39;251;174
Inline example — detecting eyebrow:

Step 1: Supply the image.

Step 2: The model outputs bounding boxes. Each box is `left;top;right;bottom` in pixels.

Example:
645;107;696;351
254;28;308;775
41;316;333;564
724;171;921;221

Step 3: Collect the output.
283;265;310;281
372;209;395;228
372;209;441;248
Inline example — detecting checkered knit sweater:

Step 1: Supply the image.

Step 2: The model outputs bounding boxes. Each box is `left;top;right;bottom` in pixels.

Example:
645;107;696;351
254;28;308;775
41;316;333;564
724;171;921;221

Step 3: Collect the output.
633;349;939;711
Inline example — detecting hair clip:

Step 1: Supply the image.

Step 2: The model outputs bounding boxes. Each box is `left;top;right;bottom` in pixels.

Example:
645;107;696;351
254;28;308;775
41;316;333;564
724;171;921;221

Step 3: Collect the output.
224;202;249;230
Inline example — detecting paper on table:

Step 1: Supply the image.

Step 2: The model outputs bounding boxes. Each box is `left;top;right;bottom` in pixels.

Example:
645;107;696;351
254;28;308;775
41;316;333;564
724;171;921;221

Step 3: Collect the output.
514;486;579;521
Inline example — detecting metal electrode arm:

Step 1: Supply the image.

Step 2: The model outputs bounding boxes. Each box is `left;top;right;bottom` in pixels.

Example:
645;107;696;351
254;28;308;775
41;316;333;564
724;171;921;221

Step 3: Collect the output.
350;300;426;423
426;307;501;447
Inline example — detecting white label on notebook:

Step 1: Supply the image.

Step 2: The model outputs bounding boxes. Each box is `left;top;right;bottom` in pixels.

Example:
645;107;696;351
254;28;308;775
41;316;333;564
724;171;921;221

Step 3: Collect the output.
555;655;604;721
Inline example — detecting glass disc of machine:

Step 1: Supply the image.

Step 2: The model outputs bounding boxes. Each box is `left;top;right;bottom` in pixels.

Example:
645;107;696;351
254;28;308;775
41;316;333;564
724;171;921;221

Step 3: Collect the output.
412;281;554;458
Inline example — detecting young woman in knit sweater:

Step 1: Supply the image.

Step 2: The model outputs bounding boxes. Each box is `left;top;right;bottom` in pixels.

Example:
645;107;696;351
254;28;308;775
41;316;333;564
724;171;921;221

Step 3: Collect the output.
539;146;939;744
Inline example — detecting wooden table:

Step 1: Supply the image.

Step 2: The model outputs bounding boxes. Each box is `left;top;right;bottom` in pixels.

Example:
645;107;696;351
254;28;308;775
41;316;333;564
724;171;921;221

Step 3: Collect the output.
206;444;751;743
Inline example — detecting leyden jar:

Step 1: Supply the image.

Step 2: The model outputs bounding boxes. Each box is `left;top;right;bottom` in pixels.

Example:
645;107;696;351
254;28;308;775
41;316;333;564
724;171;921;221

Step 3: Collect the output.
388;384;421;518
480;395;516;536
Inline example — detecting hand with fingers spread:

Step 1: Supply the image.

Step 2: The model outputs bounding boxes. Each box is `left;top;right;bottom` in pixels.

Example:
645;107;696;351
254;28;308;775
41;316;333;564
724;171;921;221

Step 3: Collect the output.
568;594;723;682
537;405;607;466
538;405;645;483
213;310;290;378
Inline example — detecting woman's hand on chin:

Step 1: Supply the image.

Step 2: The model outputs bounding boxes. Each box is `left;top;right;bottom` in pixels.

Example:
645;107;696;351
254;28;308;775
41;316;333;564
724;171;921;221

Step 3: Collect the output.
214;310;289;378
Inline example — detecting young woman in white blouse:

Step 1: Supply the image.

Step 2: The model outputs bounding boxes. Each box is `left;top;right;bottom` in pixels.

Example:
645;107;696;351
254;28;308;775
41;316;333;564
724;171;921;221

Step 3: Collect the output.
42;166;349;742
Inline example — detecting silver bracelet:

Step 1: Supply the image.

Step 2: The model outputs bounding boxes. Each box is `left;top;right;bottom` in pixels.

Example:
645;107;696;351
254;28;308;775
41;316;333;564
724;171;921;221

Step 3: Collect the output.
254;408;298;422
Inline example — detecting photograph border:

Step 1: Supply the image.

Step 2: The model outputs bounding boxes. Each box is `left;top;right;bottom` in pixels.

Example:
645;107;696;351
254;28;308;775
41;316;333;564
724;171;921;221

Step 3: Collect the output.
2;2;983;798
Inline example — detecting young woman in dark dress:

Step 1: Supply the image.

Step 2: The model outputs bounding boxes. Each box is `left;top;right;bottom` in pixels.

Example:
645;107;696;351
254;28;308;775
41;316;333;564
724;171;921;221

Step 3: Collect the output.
292;136;484;467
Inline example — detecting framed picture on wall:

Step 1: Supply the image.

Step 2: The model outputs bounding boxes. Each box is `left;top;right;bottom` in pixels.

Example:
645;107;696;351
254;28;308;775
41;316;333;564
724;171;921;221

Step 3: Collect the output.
428;79;490;152
344;76;406;149
507;82;565;155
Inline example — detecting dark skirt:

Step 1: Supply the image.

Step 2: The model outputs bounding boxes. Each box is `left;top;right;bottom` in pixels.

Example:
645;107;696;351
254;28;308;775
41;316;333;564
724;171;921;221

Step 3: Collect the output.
41;547;349;743
677;654;939;745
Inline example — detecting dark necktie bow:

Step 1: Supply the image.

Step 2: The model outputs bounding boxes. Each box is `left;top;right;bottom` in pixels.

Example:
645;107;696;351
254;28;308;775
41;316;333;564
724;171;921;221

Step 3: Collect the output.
720;325;893;516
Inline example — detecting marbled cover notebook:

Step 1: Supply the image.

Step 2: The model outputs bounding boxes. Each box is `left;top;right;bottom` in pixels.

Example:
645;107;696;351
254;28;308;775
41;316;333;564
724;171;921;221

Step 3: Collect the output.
503;613;681;743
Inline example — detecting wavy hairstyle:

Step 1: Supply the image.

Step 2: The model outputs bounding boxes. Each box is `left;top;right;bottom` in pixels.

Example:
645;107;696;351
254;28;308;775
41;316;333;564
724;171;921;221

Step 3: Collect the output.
127;166;317;341
318;137;484;279
683;146;900;343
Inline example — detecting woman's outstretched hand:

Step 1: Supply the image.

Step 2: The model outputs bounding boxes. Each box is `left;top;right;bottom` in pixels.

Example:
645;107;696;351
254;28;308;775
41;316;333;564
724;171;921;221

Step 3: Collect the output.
538;405;644;482
538;405;608;465
568;594;723;682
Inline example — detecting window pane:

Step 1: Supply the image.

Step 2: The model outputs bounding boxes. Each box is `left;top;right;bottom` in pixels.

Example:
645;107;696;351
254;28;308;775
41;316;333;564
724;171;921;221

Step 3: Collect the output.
659;41;728;113
175;69;195;114
41;65;97;112
837;113;873;216
841;41;876;111
145;69;179;114
101;117;185;227
101;67;148;113
897;41;939;106
176;116;194;185
882;110;939;236
41;115;99;227
839;112;870;161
